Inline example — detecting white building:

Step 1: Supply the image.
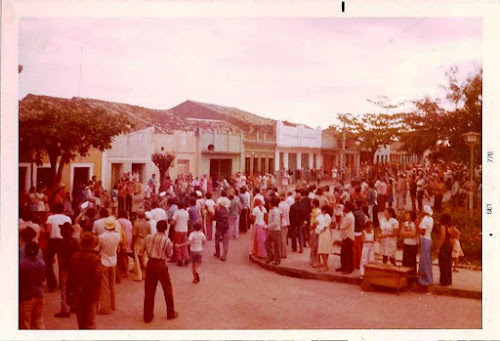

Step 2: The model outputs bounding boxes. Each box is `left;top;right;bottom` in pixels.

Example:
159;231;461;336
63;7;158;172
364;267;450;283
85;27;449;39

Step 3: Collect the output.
274;121;323;171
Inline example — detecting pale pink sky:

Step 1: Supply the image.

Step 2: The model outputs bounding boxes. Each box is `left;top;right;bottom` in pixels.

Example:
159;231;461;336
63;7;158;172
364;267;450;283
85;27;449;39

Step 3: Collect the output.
19;18;481;128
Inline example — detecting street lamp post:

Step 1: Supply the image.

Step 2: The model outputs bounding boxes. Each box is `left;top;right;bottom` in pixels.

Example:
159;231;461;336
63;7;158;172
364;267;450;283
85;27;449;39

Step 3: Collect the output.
355;139;361;178
462;132;481;214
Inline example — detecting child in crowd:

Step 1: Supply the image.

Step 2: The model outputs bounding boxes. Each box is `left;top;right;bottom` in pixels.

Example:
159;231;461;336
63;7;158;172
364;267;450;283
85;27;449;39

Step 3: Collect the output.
360;220;375;279
176;222;206;283
452;227;464;272
334;200;344;225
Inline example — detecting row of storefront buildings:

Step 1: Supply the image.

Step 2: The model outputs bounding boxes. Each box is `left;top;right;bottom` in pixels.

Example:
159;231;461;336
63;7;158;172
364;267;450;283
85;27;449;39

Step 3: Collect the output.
19;94;418;193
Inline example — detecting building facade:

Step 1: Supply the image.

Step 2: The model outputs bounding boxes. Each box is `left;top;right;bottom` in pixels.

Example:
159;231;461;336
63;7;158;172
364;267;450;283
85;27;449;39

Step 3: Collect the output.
275;121;322;171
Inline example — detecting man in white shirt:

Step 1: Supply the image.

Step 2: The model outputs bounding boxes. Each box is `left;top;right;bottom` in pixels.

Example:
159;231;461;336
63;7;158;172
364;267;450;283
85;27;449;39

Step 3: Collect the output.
204;193;216;241
145;211;157;235
337;201;355;274
171;203;190;266
416;174;426;211
252;188;265;207
45;203;72;291
216;190;231;209
92;208;112;236
278;195;291;258
150;202;167;223
96;216;121;314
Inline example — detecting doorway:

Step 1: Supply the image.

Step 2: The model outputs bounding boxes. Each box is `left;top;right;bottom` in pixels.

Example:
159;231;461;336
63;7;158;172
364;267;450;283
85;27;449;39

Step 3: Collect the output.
111;163;123;187
132;163;146;182
210;159;232;180
19;166;27;192
176;159;190;176
73;167;90;188
36;167;52;188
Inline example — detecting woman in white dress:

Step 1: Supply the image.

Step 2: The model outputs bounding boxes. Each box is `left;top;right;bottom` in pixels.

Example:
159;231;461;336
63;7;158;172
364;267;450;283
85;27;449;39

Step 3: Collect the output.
379;208;399;265
316;206;334;271
360;220;375;278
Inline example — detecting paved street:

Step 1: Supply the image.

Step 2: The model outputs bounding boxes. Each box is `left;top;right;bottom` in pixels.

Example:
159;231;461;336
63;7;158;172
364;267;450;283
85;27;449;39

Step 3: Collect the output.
42;231;481;330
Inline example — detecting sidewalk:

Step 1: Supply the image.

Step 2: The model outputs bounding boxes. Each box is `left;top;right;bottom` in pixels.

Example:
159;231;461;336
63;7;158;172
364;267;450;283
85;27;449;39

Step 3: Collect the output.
250;241;481;300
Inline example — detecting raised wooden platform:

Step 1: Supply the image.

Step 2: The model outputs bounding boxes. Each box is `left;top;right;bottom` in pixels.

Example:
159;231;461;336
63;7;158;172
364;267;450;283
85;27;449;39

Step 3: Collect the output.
361;263;413;294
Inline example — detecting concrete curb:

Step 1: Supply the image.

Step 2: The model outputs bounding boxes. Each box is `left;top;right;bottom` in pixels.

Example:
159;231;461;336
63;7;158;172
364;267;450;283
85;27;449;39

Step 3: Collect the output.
249;255;481;300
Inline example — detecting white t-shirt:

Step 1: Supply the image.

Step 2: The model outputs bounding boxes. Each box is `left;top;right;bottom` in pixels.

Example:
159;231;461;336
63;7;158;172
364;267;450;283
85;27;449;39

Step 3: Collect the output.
188;230;206;252
217;196;231;209
416;178;426;192
205;199;216;215
47;214;72;239
173;209;190;233
149;219;158;235
150;208;167;222
252;206;267;225
92;217;107;236
380;217;399;235
278;201;290;226
97;231;121;267
403;221;419;245
419;215;434;240
253;193;265;206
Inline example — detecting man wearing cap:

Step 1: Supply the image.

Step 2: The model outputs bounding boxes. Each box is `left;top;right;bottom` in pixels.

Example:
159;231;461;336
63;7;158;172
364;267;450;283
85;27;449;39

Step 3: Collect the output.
95;216;121;314
67;232;103;329
45;203;72;291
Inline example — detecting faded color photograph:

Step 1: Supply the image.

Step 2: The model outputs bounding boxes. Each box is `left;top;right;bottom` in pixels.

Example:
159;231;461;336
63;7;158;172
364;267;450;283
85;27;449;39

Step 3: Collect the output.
18;17;481;330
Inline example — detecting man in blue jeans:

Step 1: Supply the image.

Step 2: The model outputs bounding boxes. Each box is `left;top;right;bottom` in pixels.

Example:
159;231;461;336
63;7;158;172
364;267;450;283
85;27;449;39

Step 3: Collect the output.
213;204;230;261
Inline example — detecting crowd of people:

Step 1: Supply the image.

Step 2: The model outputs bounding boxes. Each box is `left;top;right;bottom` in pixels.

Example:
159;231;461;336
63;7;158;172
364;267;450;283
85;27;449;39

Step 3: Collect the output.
18;160;478;329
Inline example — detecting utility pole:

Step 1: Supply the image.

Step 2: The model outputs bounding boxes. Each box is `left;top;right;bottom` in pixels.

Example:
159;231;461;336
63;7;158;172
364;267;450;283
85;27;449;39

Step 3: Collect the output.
78;47;83;97
340;121;346;181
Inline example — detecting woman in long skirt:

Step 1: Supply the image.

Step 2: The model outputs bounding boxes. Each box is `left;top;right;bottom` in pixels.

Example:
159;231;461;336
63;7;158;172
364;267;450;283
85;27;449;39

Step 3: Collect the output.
418;206;434;287
437;213;453;286
250;199;267;258
316;206;334;271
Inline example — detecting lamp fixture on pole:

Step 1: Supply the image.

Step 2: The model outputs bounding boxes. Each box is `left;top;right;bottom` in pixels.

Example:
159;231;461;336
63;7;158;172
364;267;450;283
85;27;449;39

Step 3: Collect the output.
462;131;481;214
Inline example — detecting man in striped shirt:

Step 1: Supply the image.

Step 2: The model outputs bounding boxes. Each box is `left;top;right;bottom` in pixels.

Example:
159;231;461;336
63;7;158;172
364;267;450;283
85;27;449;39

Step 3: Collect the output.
142;220;178;323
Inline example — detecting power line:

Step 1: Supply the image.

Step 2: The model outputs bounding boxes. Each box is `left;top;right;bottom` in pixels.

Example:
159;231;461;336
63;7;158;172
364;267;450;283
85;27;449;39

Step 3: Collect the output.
385;18;427;45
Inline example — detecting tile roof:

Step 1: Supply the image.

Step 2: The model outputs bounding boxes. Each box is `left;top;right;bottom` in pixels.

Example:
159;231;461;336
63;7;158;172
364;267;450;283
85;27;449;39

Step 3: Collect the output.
20;95;313;136
20;95;243;134
168;100;276;134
